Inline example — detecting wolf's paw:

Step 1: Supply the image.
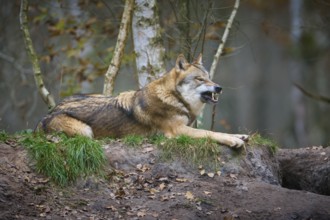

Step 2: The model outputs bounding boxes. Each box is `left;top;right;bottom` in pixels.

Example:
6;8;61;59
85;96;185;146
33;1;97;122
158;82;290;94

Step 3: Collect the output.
232;134;249;142
227;137;245;148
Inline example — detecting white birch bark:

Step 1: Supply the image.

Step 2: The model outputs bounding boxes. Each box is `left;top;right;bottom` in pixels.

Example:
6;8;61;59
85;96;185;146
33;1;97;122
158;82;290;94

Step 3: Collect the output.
132;0;166;88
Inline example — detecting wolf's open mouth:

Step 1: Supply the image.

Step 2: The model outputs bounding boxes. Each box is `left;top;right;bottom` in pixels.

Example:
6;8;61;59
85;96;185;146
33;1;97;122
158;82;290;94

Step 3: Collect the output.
201;91;219;103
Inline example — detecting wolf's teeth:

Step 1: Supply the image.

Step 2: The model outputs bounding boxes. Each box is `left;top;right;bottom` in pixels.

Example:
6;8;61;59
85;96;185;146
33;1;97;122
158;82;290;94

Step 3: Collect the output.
212;93;219;101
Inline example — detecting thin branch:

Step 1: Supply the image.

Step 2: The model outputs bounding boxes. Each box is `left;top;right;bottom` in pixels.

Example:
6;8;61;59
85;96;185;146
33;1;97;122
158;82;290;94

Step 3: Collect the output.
19;0;56;110
209;0;240;80
103;0;134;95
192;0;213;58
196;0;240;130
294;82;330;104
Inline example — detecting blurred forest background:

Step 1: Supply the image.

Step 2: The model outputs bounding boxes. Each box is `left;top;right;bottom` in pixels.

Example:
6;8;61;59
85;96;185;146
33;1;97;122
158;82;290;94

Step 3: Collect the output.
0;0;329;148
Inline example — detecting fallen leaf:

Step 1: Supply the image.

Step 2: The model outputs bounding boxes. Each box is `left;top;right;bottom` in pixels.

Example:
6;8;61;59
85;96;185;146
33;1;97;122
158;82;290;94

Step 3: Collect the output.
136;164;142;170
137;210;146;217
207;172;215;178
320;152;326;156
200;169;206;175
159;183;166;191
158;177;169;182
136;164;150;172
198;165;203;169
229;174;237;179
149;188;159;195
106;205;117;211
204;191;212;195
160;195;169;201
148;195;156;199
143;147;154;153
175;178;187;183
217;171;222;176
152;212;159;217
185;191;194;201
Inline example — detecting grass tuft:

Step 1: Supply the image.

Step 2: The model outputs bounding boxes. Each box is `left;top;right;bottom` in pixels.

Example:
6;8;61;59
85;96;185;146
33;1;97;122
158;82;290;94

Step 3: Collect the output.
21;133;106;186
249;133;278;155
0;130;9;142
151;135;221;169
122;135;145;147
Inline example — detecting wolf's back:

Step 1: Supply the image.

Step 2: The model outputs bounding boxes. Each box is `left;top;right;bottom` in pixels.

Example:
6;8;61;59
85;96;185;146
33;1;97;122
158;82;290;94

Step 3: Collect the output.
37;94;154;138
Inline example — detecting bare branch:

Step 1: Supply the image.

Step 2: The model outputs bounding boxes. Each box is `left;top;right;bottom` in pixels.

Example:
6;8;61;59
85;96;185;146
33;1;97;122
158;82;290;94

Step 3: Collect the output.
209;0;240;80
196;0;240;129
19;0;56;110
294;83;330;104
103;0;134;95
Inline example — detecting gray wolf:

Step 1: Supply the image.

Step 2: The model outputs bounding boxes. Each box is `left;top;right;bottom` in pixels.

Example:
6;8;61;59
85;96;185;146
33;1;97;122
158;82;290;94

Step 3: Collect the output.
37;54;249;147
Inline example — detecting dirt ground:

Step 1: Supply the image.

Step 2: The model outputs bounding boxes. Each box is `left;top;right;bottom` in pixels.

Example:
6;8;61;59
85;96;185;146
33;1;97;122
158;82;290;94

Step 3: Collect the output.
1;139;330;220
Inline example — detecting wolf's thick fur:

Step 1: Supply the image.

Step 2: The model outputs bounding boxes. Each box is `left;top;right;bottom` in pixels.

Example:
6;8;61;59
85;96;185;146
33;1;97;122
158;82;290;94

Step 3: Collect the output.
37;54;248;147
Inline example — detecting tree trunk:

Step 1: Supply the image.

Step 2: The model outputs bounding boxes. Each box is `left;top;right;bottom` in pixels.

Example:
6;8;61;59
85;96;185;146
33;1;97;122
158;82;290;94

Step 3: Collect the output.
132;0;166;88
289;0;308;146
103;0;134;95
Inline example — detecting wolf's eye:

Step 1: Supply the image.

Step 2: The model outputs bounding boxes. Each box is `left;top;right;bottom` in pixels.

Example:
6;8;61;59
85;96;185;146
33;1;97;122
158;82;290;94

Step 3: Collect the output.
195;77;204;82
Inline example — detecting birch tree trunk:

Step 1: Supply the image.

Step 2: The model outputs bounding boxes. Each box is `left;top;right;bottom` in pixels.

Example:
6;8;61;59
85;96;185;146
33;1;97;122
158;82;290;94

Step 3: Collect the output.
132;0;166;88
103;0;134;95
290;0;307;146
19;0;56;111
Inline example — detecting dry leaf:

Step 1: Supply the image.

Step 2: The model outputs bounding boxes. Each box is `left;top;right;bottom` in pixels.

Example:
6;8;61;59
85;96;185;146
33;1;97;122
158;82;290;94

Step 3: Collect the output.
185;191;194;201
137;210;146;217
159;183;166;191
200;169;206;175
204;191;212;195
106;205;117;211
229;174;237;179
152;212;159;217
175;178;187;183
217;171;222;176
207;173;215;178
149;188;159;195
143;147;154;153
161;195;169;201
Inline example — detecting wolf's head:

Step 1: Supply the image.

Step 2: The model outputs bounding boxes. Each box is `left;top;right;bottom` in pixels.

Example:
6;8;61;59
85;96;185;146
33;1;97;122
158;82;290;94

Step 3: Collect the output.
175;54;222;108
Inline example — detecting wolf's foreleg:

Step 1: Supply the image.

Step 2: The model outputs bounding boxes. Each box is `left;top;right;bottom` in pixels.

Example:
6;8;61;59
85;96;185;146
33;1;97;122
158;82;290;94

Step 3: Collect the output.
170;125;248;148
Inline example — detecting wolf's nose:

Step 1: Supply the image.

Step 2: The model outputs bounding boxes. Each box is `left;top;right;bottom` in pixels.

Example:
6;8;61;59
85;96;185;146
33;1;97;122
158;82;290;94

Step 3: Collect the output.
215;86;222;93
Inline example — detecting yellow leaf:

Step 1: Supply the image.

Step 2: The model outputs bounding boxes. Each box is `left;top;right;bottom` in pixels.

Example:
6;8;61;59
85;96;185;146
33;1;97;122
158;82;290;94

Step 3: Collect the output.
137;210;146;217
200;169;206;175
207;173;215;178
185;191;194;201
175;178;187;182
159;183;166;191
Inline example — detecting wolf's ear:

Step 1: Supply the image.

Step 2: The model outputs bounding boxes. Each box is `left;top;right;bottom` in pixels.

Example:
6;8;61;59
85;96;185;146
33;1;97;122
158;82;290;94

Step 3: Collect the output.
176;54;189;71
195;53;203;65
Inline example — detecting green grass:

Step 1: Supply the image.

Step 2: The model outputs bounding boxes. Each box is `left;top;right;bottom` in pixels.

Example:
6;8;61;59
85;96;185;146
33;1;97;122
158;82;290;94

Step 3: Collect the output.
151;134;221;169
20;133;106;186
0;130;9;142
249;133;278;155
122;135;145;147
